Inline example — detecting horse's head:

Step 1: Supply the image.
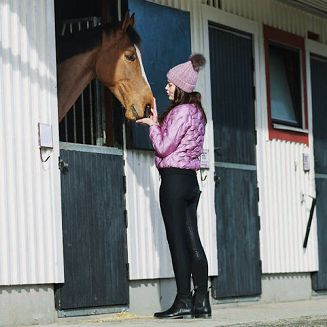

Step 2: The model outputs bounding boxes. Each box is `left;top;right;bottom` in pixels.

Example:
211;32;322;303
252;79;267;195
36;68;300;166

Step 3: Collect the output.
95;13;153;121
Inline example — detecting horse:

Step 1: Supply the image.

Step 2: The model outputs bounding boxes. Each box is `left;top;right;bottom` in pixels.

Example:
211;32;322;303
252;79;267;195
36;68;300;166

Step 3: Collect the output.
56;12;153;122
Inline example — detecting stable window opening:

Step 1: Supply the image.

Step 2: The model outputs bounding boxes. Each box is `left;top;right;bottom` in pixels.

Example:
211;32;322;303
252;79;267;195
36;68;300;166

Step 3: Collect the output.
55;0;125;148
264;25;308;144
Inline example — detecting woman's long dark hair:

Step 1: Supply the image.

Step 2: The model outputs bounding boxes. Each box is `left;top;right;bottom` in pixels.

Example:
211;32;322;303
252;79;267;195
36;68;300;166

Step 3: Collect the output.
159;86;207;124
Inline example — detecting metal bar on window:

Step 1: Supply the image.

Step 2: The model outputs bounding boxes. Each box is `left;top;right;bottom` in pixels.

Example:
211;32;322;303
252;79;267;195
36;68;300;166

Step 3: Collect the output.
89;84;94;145
101;85;106;145
64;116;68;142
61;23;66;36
81;91;85;144
73;103;77;143
95;79;103;146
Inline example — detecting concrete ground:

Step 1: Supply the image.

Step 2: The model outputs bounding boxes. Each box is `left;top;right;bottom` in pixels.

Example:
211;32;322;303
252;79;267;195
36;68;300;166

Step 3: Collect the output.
41;297;327;327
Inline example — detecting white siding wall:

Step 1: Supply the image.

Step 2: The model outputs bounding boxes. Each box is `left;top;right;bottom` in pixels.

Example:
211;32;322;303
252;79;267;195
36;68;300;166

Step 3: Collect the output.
203;0;327;44
126;0;218;280
0;0;64;285
202;0;322;273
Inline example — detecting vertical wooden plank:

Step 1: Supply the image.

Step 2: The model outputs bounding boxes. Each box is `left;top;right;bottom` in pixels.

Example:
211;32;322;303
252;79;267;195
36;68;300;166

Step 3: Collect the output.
311;56;327;291
312;179;327;290
311;57;327;175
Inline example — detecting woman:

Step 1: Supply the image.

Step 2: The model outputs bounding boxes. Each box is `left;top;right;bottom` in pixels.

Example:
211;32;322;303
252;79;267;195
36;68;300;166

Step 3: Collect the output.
136;54;211;319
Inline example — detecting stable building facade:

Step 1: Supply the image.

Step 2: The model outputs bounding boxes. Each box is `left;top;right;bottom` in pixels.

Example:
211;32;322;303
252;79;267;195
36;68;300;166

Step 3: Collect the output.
0;0;327;325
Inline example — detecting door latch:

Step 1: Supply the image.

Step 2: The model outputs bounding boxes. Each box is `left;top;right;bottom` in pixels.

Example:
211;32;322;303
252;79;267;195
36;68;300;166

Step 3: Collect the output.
58;158;69;174
214;173;221;184
214;146;222;156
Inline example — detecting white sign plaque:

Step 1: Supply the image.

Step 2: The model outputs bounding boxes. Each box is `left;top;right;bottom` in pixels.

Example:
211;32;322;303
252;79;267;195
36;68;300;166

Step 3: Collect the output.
38;123;53;149
200;149;209;169
303;153;310;172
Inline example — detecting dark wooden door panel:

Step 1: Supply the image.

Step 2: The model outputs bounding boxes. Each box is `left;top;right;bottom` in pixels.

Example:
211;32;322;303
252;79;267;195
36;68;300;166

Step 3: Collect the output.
312;178;327;291
311;56;327;291
213;167;261;298
209;25;256;165
55;149;128;309
209;24;261;299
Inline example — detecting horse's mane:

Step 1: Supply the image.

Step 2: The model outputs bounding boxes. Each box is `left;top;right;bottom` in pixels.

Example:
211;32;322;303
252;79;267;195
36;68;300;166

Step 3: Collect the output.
56;22;141;64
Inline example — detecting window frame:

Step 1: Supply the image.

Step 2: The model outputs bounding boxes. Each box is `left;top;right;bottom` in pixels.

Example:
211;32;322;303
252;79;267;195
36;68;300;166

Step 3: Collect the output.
264;25;309;145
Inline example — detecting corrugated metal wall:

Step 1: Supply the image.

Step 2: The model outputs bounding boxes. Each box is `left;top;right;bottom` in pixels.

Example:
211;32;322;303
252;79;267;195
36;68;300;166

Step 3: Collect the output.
203;0;327;44
202;0;320;273
0;0;64;285
126;0;218;280
279;0;327;18
258;142;318;273
126;151;218;279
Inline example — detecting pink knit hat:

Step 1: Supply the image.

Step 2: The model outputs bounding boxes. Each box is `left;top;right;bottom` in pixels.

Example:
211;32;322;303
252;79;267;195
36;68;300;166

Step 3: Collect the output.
167;54;206;93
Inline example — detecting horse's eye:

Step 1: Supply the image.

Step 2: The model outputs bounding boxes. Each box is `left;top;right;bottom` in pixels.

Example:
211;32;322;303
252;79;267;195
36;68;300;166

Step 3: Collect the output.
125;54;136;62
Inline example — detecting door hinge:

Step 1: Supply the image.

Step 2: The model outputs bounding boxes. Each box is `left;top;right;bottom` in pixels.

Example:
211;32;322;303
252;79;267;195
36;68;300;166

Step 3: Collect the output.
252;85;256;101
123;175;126;193
251;57;255;72
257;215;261;231
58;157;69;174
257;187;260;203
124;209;128;228
126;263;130;279
259;260;262;273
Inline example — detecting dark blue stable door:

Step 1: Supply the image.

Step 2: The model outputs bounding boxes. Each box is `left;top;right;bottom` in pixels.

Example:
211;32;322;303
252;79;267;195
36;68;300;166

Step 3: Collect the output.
311;55;327;291
56;148;128;311
209;24;261;299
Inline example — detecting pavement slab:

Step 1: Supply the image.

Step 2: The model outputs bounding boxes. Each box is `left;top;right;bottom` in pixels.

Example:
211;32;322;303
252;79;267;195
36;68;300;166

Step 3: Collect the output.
39;297;327;327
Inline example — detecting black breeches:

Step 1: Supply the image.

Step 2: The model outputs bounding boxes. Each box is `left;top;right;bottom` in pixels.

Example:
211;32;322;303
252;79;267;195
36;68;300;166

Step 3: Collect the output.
159;168;208;296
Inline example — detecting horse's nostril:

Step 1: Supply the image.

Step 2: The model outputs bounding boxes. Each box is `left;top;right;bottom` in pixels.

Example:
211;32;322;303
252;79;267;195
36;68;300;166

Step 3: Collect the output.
144;104;151;118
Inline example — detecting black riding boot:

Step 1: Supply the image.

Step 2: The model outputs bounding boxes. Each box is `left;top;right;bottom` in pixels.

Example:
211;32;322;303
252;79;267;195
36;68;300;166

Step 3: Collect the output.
193;290;212;318
154;293;194;319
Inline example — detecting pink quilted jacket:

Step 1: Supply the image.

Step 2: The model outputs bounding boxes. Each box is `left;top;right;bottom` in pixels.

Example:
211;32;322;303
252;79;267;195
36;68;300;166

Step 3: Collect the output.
149;103;205;170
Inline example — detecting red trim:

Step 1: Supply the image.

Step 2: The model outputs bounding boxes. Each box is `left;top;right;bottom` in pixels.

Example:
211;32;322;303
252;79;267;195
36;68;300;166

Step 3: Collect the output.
263;25;308;145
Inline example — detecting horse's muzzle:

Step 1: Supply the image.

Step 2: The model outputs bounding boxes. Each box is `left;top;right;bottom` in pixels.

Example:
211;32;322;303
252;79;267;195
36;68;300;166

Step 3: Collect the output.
144;104;151;118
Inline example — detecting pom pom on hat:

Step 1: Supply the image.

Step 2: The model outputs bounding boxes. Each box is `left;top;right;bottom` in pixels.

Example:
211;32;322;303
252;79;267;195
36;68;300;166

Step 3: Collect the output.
190;54;206;72
167;53;206;93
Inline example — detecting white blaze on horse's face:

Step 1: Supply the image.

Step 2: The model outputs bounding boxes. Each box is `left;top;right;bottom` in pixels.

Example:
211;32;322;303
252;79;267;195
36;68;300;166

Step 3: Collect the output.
135;45;151;88
118;44;152;120
96;37;153;121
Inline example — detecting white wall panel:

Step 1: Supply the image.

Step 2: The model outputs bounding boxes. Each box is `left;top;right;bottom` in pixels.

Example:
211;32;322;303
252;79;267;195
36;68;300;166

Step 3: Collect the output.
0;0;64;285
126;0;218;280
202;0;327;44
126;150;218;280
125;151;171;279
258;141;318;273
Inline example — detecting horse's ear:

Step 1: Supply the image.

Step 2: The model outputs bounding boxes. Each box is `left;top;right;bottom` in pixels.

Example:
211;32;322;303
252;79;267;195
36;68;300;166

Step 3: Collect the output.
121;11;135;31
121;11;129;30
130;13;135;27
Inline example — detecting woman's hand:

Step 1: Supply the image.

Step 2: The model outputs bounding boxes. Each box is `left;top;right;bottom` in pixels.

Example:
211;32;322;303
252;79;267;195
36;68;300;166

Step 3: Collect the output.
136;98;159;126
